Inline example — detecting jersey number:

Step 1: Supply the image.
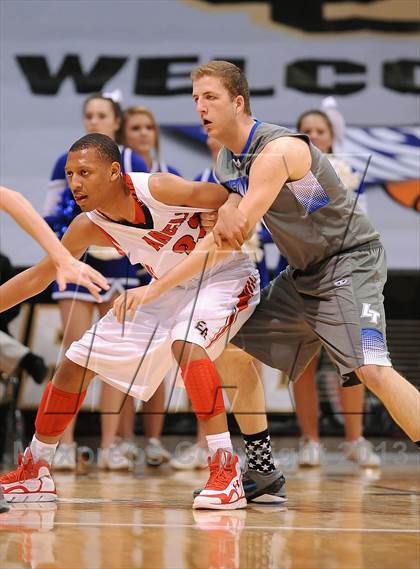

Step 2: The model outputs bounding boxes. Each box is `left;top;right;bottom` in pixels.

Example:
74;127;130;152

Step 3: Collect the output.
172;214;206;255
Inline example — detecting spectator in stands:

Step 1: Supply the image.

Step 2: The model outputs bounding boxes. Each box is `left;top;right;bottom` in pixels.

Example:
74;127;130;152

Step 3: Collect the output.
293;103;379;467
0;251;46;384
44;93;148;471
0;330;47;386
122;106;181;175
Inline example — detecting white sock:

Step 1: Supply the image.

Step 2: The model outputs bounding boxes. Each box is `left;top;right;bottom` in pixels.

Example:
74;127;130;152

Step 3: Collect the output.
30;436;58;465
206;431;233;455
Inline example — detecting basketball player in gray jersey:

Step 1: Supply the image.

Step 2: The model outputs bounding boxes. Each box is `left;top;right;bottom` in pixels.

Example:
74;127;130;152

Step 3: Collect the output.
117;62;420;461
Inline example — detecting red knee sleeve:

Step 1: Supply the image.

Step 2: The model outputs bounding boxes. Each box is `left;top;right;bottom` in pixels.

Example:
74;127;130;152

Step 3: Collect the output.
35;382;87;437
181;359;225;421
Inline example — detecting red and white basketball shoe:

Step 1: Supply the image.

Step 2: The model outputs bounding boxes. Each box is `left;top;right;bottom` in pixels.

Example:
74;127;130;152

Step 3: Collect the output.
0;449;56;503
193;449;247;510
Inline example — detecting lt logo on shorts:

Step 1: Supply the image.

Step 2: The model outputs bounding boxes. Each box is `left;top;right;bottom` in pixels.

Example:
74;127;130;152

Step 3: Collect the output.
361;303;381;325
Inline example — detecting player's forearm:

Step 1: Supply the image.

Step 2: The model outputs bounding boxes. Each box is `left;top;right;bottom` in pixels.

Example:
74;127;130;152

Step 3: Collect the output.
0;261;55;312
226;192;242;207
237;196;267;230
1;188;71;267
153;233;233;296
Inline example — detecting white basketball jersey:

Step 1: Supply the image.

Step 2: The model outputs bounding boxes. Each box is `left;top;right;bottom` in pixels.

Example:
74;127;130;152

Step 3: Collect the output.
86;173;214;279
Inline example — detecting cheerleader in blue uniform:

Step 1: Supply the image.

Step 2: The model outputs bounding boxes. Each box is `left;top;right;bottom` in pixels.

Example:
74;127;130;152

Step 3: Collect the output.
122;106;181;176
44;93;148;471
119;105;183;466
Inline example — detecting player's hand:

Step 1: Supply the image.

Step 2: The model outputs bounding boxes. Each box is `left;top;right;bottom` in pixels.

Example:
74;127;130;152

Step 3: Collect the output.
213;202;248;248
55;255;109;302
112;283;162;324
199;211;218;233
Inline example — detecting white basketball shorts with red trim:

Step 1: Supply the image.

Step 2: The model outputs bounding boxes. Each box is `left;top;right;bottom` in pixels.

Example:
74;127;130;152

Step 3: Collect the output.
66;254;260;402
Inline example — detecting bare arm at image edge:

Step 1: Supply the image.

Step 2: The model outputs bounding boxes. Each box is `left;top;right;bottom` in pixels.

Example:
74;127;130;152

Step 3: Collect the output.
0;186;109;299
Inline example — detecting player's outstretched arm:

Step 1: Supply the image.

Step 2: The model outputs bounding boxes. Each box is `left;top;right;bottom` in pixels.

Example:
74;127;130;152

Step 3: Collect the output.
148;173;229;209
0;213;107;312
0;255;56;313
0;186;108;298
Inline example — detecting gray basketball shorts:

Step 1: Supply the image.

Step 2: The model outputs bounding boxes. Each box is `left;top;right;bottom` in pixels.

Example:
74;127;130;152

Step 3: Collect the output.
232;242;392;385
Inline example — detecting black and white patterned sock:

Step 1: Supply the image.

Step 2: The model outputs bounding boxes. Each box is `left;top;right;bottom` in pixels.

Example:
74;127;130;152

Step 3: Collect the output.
243;429;276;473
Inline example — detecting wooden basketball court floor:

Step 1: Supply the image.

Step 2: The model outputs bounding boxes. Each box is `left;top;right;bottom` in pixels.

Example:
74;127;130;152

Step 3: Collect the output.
1;446;419;569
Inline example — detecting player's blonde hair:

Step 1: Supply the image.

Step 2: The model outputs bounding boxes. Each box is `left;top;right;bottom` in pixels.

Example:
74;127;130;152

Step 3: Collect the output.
191;60;251;115
122;106;161;159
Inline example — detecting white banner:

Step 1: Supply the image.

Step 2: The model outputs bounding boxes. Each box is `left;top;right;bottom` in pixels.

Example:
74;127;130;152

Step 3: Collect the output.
1;1;418;125
0;0;418;267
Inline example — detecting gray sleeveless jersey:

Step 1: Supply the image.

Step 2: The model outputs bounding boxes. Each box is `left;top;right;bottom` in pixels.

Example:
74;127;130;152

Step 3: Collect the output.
215;121;379;270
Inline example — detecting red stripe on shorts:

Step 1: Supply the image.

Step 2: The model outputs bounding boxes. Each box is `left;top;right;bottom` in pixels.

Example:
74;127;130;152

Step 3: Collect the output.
206;275;257;349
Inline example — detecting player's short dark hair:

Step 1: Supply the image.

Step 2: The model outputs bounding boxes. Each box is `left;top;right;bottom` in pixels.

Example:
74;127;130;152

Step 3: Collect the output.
191;60;251;115
68;133;121;164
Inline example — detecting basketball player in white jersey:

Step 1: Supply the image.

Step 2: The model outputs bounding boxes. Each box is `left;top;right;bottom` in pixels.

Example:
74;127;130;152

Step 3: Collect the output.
0;133;264;510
